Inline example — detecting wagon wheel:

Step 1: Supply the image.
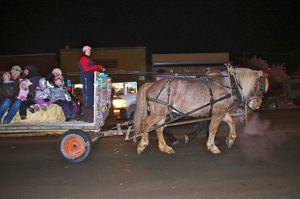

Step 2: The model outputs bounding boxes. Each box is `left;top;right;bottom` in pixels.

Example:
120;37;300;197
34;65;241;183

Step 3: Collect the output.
58;130;92;163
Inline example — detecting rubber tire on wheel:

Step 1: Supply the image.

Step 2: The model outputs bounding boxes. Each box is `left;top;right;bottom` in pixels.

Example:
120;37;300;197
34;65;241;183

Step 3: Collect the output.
58;130;92;163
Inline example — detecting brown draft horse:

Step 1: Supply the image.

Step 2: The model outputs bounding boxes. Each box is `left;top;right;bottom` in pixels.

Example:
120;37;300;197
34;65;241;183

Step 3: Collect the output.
133;66;269;154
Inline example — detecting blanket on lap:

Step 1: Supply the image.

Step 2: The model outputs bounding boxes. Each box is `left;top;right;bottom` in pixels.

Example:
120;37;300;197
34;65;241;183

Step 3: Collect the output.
11;104;65;123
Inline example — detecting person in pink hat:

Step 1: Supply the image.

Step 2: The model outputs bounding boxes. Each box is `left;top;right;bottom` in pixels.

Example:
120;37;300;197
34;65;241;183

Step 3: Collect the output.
78;45;105;121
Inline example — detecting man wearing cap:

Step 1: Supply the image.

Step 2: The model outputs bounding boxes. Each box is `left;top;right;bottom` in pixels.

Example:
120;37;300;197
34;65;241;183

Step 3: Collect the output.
78;46;105;113
0;65;23;123
11;65;22;80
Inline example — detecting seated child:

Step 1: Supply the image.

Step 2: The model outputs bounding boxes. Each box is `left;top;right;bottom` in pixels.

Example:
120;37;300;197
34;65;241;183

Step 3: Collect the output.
17;79;32;102
65;79;81;115
30;77;52;111
50;75;76;120
2;72;14;84
52;68;63;77
48;68;65;86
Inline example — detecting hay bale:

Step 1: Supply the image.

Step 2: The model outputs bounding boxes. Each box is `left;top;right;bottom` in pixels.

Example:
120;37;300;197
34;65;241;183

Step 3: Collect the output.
11;104;65;123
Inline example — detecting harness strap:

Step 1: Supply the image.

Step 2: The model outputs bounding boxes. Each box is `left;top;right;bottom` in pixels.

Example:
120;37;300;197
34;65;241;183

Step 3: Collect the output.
151;93;232;131
155;78;173;116
207;80;214;116
200;76;215;117
146;98;186;115
155;78;172;99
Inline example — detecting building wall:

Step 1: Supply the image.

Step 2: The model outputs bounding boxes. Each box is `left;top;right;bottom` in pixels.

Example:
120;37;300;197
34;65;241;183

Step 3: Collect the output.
60;47;147;83
152;52;229;74
0;53;57;76
152;52;229;65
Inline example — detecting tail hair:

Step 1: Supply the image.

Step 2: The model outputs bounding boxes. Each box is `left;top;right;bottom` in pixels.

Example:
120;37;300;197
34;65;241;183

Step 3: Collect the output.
133;82;153;136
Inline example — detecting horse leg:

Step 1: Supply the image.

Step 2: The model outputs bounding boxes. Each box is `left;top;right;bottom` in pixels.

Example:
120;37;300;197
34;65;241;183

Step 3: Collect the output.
137;113;165;154
137;130;149;155
223;112;237;148
207;114;224;154
156;120;175;154
184;121;207;143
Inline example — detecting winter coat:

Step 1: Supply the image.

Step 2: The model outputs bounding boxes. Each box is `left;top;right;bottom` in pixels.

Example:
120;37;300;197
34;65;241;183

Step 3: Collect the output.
50;85;70;103
0;81;19;99
35;86;52;101
23;65;42;97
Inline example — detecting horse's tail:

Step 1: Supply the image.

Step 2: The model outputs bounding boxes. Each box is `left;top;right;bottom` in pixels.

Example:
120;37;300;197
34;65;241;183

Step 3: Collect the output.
134;82;153;136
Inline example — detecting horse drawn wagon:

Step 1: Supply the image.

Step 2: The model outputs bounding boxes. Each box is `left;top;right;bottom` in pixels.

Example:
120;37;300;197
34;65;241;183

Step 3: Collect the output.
0;64;269;163
0;72;125;163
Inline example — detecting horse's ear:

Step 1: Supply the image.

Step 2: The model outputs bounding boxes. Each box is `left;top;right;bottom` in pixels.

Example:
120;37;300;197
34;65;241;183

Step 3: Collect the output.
226;63;235;75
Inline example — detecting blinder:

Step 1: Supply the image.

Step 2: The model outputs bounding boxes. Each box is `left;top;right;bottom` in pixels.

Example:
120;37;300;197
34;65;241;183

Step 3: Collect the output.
247;73;269;110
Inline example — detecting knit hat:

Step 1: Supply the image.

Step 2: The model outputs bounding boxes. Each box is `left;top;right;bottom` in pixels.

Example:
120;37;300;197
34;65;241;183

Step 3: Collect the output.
11;65;22;73
52;68;62;76
3;72;11;78
39;77;47;88
82;45;92;52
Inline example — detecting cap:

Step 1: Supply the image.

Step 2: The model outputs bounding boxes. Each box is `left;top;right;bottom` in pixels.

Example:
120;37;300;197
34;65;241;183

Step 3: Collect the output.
3;72;11;77
52;68;62;76
39;77;46;83
20;79;32;87
11;65;22;73
82;45;92;53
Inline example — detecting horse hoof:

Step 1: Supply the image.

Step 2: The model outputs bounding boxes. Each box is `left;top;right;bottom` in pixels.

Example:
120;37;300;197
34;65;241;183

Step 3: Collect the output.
226;140;231;148
137;144;147;155
166;148;175;154
184;134;189;143
160;145;175;154
208;145;221;154
137;148;144;155
226;138;235;148
212;149;221;154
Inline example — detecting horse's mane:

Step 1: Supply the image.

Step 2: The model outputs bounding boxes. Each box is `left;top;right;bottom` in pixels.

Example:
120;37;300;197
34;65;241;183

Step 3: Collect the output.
235;68;259;98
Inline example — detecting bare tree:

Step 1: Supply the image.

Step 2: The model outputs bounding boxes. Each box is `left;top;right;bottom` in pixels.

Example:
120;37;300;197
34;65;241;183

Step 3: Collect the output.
245;56;288;89
269;63;289;88
246;56;270;73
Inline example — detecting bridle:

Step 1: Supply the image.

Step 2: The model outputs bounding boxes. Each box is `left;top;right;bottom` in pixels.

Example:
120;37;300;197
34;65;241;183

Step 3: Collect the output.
226;63;267;110
247;75;268;107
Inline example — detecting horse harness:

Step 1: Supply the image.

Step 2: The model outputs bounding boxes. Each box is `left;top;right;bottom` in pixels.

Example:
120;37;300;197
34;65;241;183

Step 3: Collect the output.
146;66;266;129
127;65;267;140
146;76;232;128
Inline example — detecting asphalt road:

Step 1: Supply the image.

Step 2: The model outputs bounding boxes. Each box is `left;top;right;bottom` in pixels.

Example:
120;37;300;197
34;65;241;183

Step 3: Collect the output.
0;109;300;199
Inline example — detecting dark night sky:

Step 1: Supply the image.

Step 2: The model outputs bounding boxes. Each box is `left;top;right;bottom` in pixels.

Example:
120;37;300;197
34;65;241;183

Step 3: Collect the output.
1;0;300;55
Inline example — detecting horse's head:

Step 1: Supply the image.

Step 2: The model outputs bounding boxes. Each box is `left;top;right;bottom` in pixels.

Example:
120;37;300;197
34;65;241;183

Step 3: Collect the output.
233;67;269;110
248;71;269;110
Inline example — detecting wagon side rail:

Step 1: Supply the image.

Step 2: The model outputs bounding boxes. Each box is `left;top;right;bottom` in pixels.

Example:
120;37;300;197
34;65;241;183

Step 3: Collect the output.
0;72;111;135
